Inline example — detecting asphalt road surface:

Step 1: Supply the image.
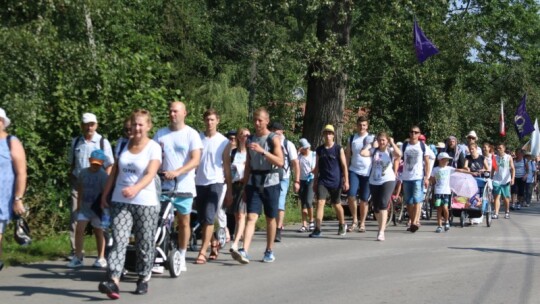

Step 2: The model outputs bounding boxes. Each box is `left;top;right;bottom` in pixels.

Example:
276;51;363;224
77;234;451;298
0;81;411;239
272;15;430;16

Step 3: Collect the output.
2;203;540;304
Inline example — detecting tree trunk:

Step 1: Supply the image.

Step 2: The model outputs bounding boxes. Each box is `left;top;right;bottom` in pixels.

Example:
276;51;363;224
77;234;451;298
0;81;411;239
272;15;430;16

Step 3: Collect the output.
303;0;352;147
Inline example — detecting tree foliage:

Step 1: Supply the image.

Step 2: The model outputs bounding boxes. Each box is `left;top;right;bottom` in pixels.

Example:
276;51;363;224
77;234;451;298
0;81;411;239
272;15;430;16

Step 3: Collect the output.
0;0;539;235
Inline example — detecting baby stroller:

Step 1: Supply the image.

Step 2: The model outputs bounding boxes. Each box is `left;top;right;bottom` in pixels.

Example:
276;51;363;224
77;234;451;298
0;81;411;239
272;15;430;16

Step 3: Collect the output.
449;172;493;228
123;189;182;278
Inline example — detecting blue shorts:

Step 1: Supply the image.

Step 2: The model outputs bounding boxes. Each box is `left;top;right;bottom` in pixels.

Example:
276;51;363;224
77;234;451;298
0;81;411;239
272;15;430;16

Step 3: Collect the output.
348;171;370;202
402;180;424;205
278;178;290;211
434;194;451;207
171;196;194;215
245;184;280;219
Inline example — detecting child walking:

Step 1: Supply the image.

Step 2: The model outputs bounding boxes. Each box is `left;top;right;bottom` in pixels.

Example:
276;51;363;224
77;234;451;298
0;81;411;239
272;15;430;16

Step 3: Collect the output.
430;152;466;233
67;149;109;268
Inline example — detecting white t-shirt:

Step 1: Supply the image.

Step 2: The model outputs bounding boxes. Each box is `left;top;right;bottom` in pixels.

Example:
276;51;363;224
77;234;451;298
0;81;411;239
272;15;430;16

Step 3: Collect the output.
348;133;372;176
425;145;436;171
401;142;425;181
231;150;247;182
369;148;396;185
153;126;203;196
112;140;162;206
298;151;316;180
431;166;456;195
282;138;298;179
493;154;512;184
195;132;229;186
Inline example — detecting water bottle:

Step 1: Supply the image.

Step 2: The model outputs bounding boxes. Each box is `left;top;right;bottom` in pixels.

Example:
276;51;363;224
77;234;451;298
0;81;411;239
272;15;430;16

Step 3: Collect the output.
101;208;111;229
306;173;314;183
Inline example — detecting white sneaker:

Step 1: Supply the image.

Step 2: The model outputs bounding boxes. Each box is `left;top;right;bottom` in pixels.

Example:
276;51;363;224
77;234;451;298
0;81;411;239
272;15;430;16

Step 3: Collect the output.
180;257;187;272
92;258;107;268
67;256;83;268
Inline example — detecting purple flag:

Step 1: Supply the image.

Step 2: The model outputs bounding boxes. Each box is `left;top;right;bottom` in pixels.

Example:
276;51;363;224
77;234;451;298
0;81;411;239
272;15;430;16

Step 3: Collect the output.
514;94;534;140
414;20;439;64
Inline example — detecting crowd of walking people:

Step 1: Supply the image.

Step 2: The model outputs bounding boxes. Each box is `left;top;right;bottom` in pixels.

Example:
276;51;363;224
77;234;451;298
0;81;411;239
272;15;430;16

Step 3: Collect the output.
0;104;538;300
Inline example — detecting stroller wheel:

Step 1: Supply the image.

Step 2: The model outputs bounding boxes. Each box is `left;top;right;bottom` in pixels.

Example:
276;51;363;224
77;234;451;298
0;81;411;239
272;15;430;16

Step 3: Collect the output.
216;227;227;248
168;248;182;278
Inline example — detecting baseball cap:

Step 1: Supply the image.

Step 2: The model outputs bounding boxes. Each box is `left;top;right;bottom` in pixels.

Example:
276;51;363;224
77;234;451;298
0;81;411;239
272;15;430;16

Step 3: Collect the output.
437;152;453;160
82;113;98;124
0;108;11;128
322;124;335;133
226;130;237;138
299;138;311;149
436;142;445;149
90;149;107;165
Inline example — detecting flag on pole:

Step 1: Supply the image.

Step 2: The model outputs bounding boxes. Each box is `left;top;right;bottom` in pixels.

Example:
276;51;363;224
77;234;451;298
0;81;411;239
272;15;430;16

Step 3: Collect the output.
531;119;540;157
500;101;506;137
413;20;439;64
514;94;534;140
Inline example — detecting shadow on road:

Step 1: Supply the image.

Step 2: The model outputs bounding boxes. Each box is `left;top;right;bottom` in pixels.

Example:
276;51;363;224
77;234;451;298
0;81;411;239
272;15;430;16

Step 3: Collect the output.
448;246;540;257
0;262;105;300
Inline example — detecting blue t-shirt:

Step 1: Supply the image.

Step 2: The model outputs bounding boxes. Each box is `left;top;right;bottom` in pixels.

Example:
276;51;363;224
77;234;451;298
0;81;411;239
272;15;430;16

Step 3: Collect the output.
78;167;108;218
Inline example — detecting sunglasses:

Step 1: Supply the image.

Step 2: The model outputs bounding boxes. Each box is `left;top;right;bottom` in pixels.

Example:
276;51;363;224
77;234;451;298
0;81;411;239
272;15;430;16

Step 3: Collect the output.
409;131;420;134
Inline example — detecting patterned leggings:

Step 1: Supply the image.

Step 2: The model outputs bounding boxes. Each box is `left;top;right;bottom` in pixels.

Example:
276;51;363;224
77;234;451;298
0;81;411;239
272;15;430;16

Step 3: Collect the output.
107;202;159;280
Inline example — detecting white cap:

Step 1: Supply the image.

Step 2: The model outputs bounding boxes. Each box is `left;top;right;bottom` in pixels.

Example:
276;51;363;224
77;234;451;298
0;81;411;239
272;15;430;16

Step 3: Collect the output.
82;113;98;124
466;130;478;140
0;108;11;128
437;152;453;160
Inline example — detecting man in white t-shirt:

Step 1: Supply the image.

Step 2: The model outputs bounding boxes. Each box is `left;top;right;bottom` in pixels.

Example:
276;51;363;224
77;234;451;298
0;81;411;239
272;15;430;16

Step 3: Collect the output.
401;125;431;233
194;109;229;264
153;101;202;272
269;122;300;243
345;116;374;232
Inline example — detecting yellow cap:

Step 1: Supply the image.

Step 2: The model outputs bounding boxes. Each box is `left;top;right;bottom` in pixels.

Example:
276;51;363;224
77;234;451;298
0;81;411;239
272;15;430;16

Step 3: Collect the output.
322;124;335;133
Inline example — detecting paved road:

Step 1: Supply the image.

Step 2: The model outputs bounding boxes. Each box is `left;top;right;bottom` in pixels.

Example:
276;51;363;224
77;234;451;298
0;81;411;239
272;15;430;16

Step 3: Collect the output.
2;203;540;304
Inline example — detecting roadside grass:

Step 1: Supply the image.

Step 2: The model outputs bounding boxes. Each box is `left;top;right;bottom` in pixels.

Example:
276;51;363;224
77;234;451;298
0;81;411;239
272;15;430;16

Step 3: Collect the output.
3;233;96;268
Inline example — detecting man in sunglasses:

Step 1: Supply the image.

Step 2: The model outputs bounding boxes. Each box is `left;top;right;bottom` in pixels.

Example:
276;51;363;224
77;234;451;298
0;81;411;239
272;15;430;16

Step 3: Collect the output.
401;126;431;232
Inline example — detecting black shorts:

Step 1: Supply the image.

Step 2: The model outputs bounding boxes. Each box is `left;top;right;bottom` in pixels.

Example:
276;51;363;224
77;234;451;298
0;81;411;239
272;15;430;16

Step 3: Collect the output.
195;183;225;225
317;184;341;204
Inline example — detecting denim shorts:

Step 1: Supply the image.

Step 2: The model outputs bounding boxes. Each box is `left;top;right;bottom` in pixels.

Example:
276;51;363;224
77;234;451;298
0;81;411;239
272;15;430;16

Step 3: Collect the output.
245;184;280;219
195;183;225;225
348;171;370;202
402;180;424;205
278;178;290;210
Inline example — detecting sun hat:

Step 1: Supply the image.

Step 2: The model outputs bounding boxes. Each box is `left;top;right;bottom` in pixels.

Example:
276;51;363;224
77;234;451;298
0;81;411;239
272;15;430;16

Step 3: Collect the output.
90;149;107;165
466;130;478;140
322;124;335;133
0;108;11;128
437;152;453;160
82;113;98;124
299;138;311;149
436;142;445;149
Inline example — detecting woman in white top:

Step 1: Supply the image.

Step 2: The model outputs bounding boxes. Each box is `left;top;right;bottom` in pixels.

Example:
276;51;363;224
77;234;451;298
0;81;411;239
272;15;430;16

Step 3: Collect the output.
99;109;162;299
360;132;401;241
224;127;250;253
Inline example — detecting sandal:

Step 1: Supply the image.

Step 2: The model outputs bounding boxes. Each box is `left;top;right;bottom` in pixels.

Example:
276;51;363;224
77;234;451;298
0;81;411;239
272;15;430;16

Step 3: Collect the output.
195;253;207;264
358;225;366;233
298;226;307;232
209;241;220;260
347;222;358;232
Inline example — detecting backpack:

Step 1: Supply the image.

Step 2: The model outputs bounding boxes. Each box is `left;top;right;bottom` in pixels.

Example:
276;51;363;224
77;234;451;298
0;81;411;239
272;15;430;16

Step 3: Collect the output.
248;132;287;180
6;134;12;151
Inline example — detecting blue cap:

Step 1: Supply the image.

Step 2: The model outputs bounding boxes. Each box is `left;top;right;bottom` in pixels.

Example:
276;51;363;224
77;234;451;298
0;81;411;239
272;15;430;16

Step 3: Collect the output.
90;149;107;164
